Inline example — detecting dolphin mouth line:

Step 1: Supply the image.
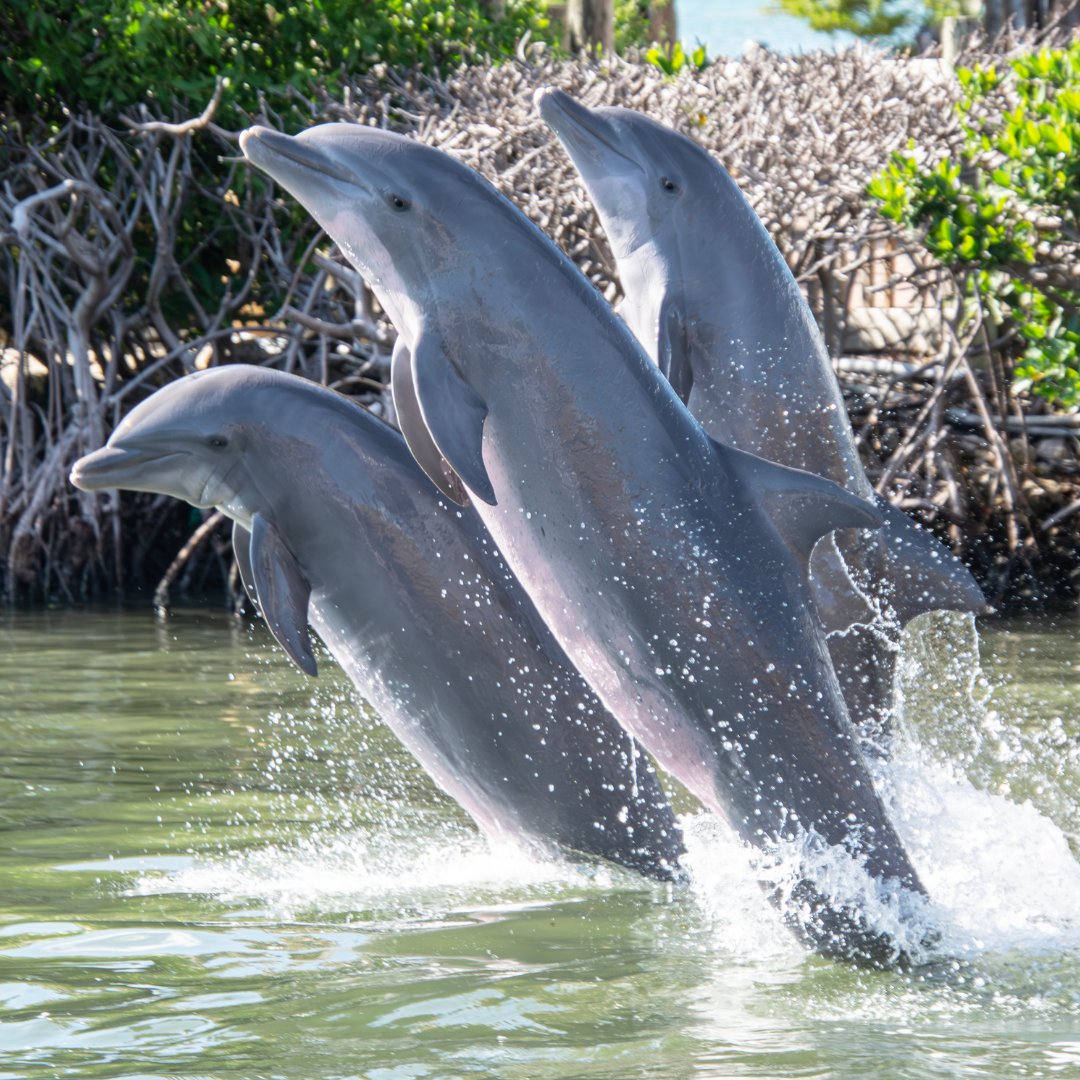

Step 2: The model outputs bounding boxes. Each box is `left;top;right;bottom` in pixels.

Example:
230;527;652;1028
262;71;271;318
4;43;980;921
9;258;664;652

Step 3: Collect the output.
539;92;639;172
242;127;374;192
71;448;191;491
200;458;242;508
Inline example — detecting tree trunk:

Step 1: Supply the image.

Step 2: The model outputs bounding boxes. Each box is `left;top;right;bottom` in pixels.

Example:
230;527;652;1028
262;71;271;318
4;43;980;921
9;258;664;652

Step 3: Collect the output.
649;0;678;46
986;0;1080;32
567;0;614;54
983;0;1005;36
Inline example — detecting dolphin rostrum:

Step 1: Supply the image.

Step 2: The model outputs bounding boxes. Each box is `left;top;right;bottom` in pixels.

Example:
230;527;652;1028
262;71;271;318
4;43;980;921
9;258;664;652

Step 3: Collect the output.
241;122;933;967
70;365;685;881
536;89;986;754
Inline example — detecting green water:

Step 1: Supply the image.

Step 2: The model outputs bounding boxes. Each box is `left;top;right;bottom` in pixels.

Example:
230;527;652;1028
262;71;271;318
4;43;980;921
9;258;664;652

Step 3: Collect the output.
1;608;1078;1079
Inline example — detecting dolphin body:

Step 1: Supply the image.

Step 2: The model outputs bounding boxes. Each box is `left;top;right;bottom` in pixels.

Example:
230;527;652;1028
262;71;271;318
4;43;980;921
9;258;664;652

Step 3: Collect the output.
242;123;932;967
70;365;685;881
536;90;986;753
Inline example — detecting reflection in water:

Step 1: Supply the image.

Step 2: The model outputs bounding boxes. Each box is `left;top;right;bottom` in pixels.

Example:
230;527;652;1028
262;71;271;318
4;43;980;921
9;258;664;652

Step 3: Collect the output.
0;607;1077;1078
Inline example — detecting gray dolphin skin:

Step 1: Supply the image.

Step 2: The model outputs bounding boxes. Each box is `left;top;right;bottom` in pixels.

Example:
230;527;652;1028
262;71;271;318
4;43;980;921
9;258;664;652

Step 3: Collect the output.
70;365;685;882
241;122;932;967
536;89;986;752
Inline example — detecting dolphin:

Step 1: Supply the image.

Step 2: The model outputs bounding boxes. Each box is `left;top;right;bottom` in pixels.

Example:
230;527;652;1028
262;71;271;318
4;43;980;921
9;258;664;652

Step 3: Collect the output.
536;89;986;753
70;365;685;881
241;122;933;967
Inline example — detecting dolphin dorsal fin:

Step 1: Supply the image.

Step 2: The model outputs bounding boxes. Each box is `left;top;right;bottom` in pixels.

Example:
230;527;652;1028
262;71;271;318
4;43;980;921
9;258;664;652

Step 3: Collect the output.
410;332;496;506
248;512;318;677
232;521;259;610
712;437;883;563
391;338;470;506
659;298;694;404
873;495;987;625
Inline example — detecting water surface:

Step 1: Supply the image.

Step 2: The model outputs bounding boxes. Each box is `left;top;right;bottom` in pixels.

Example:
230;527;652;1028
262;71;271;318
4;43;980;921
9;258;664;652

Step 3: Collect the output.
1;608;1078;1078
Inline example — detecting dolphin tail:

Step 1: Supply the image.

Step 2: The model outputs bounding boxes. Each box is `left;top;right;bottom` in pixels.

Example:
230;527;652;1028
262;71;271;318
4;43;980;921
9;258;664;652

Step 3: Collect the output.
780;878;934;971
872;496;987;625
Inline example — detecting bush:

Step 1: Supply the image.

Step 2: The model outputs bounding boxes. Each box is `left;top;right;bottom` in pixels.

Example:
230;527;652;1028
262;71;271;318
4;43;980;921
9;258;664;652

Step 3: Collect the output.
0;0;554;122
868;42;1080;409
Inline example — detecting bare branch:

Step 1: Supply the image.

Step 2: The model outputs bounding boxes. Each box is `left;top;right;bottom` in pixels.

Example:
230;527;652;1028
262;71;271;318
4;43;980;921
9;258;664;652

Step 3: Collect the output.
124;77;227;136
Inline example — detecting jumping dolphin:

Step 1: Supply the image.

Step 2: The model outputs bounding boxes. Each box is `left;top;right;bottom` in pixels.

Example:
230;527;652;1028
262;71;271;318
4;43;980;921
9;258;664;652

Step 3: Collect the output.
70;365;685;881
536;89;986;753
241;122;932;967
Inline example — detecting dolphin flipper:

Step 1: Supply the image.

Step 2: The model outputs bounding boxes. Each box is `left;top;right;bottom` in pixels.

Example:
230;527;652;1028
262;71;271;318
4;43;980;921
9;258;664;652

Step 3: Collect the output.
391;338;470;506
659;299;694;404
713;438;883;562
248;512;318;676
232;521;260;611
411;334;496;506
874;496;986;624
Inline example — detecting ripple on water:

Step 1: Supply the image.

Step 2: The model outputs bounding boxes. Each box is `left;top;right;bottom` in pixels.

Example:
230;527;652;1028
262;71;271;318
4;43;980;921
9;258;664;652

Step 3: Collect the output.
1;608;1079;1079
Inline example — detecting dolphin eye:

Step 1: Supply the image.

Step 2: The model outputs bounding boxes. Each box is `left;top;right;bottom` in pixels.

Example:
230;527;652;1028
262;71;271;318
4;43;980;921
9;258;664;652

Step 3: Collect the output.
388;193;410;211
660;176;679;194
208;435;229;449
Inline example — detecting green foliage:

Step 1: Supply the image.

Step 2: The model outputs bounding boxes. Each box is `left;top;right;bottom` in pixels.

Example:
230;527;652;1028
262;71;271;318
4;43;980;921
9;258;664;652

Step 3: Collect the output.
614;0;678;52
771;0;914;39
614;0;651;52
645;40;709;76
1;0;554;369
772;0;970;41
868;43;1080;409
1;0;554;122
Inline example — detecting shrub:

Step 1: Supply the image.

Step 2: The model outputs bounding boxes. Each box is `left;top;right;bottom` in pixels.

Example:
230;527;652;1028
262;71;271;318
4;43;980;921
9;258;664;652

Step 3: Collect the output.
0;0;554;123
869;42;1080;409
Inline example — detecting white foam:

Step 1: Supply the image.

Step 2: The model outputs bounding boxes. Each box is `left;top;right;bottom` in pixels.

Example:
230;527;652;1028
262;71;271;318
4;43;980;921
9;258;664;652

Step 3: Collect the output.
881;613;1080;959
130;821;634;926
135;611;1080;969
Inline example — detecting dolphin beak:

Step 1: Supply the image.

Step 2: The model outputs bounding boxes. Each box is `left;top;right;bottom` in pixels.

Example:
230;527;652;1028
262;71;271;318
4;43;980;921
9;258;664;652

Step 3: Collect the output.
535;88;632;170
70;445;189;492
240;125;372;191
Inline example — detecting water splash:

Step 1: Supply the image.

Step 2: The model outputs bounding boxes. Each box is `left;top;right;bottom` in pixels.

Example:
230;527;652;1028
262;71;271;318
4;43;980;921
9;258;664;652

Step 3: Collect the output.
133;612;1080;972
130;825;615;925
132;661;652;925
680;611;1080;968
882;612;1080;959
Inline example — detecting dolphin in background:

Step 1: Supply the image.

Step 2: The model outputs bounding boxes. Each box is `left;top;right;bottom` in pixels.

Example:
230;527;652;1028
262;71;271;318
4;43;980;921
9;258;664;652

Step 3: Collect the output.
241;122;933;967
536;89;986;753
70;365;685;882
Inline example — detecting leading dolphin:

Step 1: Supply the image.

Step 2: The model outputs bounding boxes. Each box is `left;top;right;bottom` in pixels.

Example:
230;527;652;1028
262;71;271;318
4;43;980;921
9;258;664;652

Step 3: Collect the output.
70;365;685;881
536;89;986;753
241;122;932;967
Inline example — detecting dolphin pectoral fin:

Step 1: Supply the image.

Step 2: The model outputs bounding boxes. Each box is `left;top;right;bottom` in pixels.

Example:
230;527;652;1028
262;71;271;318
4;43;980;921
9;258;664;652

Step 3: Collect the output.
248;512;318;677
232;521;260;611
874;495;987;624
412;335;496;506
713;438;884;561
391;338;470;506
659;299;694;404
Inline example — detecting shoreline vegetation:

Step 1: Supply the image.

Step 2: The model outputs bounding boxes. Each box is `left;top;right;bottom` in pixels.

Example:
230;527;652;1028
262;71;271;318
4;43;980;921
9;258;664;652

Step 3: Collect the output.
2;37;1079;614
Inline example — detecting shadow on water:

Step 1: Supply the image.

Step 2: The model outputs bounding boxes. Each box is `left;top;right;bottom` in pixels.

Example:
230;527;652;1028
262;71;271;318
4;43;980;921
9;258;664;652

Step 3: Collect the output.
0;606;1078;1078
